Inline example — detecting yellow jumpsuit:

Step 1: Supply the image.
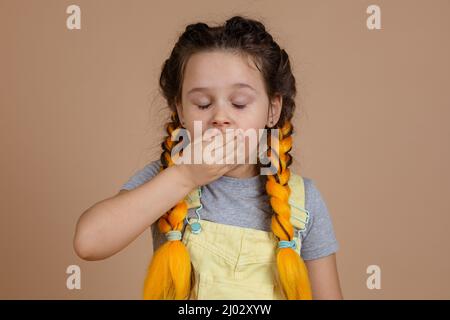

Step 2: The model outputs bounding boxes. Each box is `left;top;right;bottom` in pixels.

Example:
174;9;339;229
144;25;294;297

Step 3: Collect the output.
181;173;309;300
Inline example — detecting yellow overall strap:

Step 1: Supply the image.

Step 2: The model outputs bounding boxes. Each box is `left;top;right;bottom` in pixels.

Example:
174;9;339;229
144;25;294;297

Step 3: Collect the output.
185;187;201;209
287;173;310;232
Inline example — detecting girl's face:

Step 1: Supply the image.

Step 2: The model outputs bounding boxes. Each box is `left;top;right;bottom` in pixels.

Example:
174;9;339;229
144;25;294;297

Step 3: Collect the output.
176;50;282;138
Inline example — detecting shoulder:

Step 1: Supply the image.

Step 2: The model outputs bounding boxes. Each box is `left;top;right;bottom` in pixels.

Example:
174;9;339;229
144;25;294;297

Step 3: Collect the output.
140;158;163;175
297;175;336;238
290;172;331;227
120;158;162;191
290;173;323;208
129;158;162;180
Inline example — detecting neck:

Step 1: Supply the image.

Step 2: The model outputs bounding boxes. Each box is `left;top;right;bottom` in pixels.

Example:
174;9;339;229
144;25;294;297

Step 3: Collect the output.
223;164;259;179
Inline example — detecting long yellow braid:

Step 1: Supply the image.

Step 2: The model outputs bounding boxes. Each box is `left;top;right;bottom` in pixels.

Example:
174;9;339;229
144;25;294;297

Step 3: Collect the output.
265;120;313;300
142;111;193;299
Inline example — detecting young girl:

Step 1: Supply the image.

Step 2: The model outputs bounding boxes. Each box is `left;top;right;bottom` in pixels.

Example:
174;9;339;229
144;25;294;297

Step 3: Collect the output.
73;15;342;300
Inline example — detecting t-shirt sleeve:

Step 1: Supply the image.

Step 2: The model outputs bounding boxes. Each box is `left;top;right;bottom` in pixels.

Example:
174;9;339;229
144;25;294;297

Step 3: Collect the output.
300;178;339;261
120;159;162;191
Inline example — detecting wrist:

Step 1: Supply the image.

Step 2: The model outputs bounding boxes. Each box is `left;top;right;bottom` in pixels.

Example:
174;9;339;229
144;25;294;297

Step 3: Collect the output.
169;164;198;191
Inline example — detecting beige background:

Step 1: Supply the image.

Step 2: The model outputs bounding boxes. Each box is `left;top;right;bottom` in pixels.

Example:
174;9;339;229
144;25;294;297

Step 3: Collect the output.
1;0;449;299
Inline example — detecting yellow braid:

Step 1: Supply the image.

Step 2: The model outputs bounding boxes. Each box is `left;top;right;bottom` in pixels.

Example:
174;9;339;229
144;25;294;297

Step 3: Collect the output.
142;111;193;299
265;120;313;300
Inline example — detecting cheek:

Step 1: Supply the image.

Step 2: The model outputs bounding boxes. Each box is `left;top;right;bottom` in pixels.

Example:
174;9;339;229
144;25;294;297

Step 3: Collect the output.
238;117;267;132
237;112;269;153
239;105;268;128
183;113;207;130
183;120;208;142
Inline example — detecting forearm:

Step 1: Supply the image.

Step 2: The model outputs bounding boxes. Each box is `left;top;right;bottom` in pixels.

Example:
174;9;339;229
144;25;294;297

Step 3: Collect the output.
73;165;194;261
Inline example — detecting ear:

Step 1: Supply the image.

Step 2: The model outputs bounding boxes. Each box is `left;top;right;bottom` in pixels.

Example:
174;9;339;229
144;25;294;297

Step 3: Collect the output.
266;94;283;127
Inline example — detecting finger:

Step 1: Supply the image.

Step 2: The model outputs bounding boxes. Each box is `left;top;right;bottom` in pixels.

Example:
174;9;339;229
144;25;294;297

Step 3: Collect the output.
233;133;247;164
206;130;235;153
223;134;245;165
203;128;222;142
189;129;219;156
220;132;241;162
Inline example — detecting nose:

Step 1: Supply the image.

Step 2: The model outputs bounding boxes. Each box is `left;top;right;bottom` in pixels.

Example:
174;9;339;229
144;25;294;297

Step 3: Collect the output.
212;119;231;131
211;106;231;131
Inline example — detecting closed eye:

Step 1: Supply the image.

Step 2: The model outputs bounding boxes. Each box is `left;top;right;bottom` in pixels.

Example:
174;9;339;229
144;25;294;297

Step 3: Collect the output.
197;103;246;109
197;104;211;109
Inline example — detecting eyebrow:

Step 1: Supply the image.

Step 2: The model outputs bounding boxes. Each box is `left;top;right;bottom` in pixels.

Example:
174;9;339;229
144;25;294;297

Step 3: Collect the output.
186;83;257;95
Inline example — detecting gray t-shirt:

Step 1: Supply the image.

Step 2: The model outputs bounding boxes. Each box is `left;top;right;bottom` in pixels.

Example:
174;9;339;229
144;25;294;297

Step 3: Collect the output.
120;159;339;260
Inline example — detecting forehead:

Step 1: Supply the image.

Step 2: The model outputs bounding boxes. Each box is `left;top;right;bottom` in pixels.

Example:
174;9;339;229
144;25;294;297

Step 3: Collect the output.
182;50;264;95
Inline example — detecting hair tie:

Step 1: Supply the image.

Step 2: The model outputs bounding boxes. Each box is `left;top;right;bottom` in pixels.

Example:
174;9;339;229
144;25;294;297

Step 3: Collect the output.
278;239;297;250
165;230;182;241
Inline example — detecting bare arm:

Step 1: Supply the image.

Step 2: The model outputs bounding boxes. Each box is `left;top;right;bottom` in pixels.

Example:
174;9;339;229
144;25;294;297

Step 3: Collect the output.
305;253;343;299
73;130;242;261
73;165;195;261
